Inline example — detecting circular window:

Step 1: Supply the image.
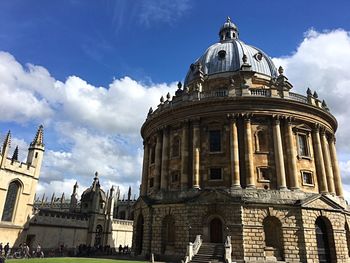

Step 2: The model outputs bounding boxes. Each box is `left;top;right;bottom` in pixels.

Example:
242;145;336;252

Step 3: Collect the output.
218;50;226;60
254;52;263;61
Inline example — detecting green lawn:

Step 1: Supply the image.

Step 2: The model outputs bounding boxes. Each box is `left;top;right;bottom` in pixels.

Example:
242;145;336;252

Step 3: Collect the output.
7;258;147;263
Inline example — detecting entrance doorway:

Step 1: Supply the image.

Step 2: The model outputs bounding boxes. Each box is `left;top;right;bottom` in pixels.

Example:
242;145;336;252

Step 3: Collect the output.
210;218;223;243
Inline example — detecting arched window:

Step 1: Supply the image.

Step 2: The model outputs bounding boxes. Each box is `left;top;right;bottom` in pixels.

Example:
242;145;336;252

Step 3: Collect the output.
263;216;284;260
162;215;176;253
315;217;335;263
1;181;21;222
94;225;103;246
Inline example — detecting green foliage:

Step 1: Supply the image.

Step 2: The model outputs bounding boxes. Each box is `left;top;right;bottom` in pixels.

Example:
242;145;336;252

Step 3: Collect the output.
7;258;146;263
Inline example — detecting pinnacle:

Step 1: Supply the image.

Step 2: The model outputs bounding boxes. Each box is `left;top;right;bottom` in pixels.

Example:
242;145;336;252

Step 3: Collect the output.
30;125;44;148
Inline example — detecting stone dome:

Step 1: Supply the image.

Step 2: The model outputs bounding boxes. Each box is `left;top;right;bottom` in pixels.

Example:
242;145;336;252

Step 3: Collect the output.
185;18;278;86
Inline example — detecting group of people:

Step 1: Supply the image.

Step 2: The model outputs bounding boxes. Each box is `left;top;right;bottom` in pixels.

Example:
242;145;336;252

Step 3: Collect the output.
0;243;10;258
118;244;131;255
0;242;43;259
75;244;113;257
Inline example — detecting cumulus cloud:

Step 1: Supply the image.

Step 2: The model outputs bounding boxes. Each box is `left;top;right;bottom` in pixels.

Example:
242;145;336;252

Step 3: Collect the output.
0;52;55;123
273;28;350;200
0;51;174;198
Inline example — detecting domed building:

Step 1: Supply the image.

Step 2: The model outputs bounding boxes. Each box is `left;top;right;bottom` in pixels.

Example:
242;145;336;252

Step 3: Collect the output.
133;18;350;262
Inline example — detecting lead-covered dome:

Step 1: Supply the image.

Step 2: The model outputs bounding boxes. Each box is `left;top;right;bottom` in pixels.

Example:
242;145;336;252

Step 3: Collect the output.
185;17;278;86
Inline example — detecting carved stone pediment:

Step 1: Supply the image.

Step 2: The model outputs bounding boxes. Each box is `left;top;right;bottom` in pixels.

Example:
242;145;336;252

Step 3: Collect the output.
298;194;346;210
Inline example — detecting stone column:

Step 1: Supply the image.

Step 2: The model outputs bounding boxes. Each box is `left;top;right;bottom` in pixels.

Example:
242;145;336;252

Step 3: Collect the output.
312;126;328;194
286;118;299;189
193;148;200;189
321;131;335;195
192;120;200;189
160;127;169;191
154;132;162;191
229;115;240;188
140;141;149;196
329;135;344;197
181;120;189;190
244;115;255;188
272;116;287;190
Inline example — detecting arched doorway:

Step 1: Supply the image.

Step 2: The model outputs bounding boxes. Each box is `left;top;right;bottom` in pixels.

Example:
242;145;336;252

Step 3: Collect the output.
161;215;176;254
210;218;223;243
315;217;332;263
135;214;144;255
263;216;284;260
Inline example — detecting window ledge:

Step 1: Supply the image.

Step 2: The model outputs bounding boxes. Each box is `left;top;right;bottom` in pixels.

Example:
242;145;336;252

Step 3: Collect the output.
302;183;315;187
297;155;312;161
258;179;270;183
255;151;269;155
209;151;224;155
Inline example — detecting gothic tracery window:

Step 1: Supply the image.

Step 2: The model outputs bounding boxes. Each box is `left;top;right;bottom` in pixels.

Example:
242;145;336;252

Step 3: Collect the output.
1;181;21;222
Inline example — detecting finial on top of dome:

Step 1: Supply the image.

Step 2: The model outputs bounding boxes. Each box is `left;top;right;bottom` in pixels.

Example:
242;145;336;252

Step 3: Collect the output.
166;92;171;100
227;16;231;23
160;96;164;104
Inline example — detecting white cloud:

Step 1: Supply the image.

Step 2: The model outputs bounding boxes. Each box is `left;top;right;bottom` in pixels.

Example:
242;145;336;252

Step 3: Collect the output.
273;28;350;200
0;51;175;199
138;0;191;26
0;52;55;123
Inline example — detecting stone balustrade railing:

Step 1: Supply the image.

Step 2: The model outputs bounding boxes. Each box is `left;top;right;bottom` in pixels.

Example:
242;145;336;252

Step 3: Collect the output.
183;235;202;263
148;87;329;119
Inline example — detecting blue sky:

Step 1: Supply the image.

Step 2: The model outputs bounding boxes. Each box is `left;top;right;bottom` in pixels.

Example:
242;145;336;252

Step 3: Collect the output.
1;0;350;199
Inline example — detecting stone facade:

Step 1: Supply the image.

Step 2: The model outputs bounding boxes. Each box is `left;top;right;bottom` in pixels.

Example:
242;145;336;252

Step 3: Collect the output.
133;18;350;262
0;126;44;245
0;127;134;252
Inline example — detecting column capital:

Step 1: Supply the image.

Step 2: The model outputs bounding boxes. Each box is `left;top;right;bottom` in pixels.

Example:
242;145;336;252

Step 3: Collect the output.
242;113;252;122
272;115;281;125
226;113;239;121
328;134;336;143
285;116;295;124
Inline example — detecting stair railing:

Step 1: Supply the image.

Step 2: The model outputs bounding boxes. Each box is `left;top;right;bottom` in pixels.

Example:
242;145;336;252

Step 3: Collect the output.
183;235;202;263
192;235;202;256
224;235;232;263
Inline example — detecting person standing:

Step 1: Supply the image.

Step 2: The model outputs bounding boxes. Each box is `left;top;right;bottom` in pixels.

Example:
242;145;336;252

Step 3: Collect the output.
4;243;9;258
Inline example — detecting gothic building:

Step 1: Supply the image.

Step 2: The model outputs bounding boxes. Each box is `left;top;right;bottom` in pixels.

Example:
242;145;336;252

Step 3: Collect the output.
0;126;44;245
0;126;134;251
133;18;350;262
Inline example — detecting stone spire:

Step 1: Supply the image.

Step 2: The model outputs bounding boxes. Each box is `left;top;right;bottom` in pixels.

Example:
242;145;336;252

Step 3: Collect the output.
127;186;131;201
11;146;19;162
1;130;11;156
30;125;44;149
1;130;11;168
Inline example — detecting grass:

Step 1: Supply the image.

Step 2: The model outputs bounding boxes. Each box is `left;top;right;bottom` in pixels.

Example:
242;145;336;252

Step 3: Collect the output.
7;258;147;263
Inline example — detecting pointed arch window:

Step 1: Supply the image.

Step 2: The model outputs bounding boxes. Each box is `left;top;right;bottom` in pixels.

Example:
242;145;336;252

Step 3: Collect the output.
1;181;21;222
